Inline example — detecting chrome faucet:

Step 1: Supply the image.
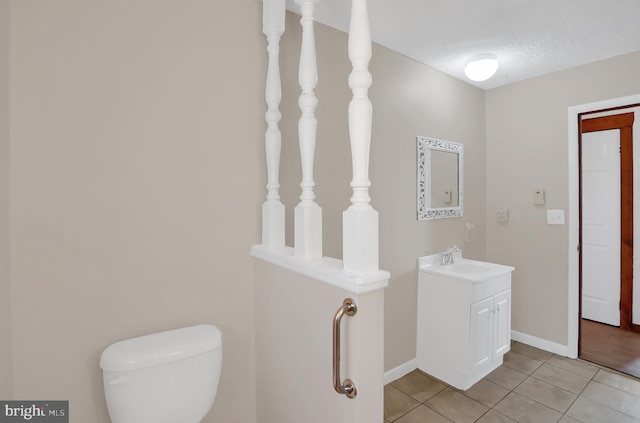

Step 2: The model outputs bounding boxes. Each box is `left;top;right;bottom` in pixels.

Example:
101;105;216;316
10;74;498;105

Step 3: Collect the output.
441;245;461;265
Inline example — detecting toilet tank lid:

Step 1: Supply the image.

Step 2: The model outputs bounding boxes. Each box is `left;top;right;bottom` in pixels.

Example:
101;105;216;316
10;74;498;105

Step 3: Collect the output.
100;324;222;372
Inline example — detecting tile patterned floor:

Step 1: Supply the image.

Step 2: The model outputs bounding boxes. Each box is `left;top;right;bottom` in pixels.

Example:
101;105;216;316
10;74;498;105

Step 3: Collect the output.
385;342;640;422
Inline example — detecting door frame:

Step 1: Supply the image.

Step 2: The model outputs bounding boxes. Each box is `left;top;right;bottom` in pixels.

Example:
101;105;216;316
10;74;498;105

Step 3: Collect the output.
579;112;635;340
568;94;640;358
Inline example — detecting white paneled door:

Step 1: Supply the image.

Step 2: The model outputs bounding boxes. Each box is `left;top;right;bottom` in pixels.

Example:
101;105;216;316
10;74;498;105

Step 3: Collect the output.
581;129;621;327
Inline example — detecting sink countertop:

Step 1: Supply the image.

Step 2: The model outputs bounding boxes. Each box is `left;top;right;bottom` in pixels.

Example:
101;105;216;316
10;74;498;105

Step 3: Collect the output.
418;254;515;283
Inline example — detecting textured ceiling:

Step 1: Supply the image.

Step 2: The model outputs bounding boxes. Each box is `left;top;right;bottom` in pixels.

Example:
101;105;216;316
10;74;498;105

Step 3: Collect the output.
285;0;640;90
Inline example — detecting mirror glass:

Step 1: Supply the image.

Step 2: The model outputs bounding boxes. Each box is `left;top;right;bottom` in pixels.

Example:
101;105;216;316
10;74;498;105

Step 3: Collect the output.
417;136;463;220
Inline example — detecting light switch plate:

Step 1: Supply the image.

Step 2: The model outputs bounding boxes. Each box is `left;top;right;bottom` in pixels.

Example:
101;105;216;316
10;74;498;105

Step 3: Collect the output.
547;209;565;225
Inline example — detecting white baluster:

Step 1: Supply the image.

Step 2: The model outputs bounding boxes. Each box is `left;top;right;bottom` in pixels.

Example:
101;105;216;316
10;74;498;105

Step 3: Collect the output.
294;0;322;260
262;0;286;250
343;0;378;275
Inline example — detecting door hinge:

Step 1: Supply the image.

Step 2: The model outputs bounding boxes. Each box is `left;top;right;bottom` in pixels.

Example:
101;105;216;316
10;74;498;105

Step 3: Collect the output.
577;244;581;253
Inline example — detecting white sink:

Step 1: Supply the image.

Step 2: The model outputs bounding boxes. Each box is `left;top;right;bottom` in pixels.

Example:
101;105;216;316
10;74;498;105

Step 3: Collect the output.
418;254;514;282
450;263;491;274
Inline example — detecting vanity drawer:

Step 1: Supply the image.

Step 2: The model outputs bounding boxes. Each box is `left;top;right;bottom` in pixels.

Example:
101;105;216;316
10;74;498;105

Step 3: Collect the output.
471;273;511;302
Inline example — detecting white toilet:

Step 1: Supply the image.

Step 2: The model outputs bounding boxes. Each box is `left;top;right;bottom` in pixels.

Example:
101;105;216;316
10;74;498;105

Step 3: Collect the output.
100;324;222;423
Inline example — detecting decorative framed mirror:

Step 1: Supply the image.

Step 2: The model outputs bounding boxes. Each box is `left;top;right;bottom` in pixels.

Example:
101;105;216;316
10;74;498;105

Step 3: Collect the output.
417;136;463;220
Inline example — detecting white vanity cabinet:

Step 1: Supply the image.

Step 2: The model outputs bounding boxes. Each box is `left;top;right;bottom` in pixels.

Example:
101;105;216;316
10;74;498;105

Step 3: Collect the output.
416;254;514;390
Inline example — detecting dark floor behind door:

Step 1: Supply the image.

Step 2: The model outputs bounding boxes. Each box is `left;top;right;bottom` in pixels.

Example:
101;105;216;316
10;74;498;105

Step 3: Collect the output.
580;318;640;378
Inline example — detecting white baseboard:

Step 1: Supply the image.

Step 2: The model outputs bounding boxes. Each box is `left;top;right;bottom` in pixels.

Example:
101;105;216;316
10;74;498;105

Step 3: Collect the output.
511;330;574;358
384;358;417;385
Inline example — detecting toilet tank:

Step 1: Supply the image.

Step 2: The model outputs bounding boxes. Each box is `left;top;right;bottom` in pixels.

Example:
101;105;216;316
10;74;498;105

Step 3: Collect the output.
100;325;222;423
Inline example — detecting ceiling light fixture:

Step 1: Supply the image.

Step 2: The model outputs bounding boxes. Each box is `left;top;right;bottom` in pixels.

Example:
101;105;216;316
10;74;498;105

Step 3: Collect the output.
464;54;499;82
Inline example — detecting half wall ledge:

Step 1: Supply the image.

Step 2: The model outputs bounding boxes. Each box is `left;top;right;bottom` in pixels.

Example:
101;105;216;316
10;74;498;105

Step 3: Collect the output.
250;244;390;294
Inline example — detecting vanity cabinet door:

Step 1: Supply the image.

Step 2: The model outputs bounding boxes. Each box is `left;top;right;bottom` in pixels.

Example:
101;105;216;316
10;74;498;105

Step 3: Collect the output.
494;289;511;357
470;296;493;374
470;289;511;376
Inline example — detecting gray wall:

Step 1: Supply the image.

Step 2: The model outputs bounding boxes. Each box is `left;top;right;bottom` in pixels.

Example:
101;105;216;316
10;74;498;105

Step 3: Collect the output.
8;1;263;421
277;13;487;372
486;51;640;346
0;0;12;399
372;47;487;371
